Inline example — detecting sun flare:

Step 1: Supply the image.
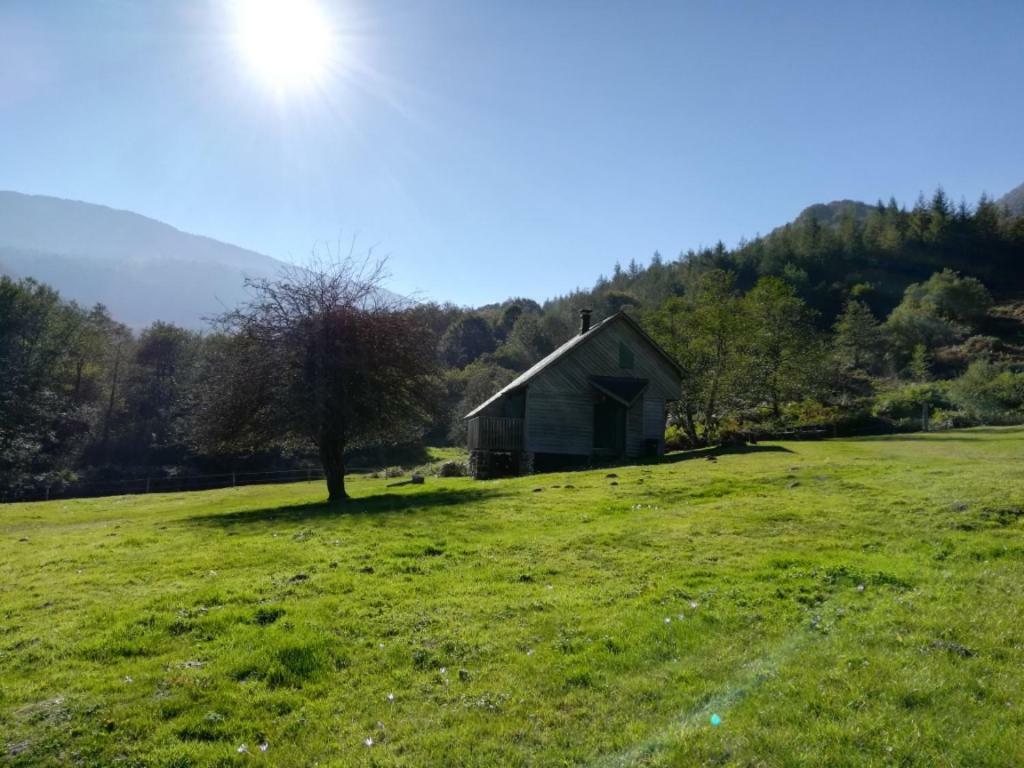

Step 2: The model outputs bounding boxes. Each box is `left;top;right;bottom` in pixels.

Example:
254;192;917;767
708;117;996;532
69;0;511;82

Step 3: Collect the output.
230;0;335;93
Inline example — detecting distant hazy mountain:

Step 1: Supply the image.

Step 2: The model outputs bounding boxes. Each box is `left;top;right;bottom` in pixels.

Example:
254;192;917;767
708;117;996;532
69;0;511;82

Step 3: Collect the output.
0;191;288;329
997;181;1024;218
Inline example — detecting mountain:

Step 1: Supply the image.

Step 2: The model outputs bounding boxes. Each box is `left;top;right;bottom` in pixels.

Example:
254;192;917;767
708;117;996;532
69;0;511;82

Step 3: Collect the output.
997;181;1024;218
0;192;288;329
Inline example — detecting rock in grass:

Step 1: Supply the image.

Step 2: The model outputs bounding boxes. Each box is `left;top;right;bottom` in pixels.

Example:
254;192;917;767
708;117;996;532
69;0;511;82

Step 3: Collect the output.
929;639;975;658
7;741;30;757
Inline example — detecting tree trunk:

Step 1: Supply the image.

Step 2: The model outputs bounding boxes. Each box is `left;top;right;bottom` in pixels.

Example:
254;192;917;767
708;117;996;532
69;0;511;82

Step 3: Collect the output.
681;407;700;447
319;439;347;503
101;343;123;457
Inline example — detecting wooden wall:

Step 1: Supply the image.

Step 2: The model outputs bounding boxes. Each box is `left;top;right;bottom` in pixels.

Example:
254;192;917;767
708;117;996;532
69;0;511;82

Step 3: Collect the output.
526;392;592;454
626;397;644;457
523;318;679;458
643;397;666;453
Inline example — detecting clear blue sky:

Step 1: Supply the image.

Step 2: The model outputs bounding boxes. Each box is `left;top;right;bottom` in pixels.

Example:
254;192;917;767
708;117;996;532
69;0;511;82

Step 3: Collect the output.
2;0;1022;306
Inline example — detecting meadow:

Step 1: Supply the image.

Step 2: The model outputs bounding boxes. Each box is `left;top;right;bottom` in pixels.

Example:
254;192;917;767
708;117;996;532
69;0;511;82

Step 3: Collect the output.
2;430;1023;767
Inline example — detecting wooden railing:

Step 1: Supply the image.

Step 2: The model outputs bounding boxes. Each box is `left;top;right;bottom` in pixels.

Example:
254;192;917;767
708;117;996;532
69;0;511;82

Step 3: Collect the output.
467;416;524;451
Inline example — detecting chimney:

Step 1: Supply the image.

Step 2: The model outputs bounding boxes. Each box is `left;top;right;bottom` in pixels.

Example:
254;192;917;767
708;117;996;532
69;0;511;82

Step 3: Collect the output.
579;308;592;335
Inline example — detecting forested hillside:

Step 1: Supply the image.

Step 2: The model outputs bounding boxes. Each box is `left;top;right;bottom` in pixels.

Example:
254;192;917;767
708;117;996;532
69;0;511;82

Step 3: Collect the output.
3;186;1024;498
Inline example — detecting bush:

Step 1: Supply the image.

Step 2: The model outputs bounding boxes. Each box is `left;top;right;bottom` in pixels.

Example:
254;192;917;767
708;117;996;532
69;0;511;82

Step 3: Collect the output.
929;408;974;430
436;460;467;477
872;383;951;425
384;466;405;478
949;361;1024;423
663;424;690;451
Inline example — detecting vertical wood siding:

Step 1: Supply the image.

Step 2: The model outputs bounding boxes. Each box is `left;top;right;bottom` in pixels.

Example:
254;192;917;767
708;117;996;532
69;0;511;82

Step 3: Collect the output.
526;392;592;454
529;321;679;401
643;397;666;438
626;398;644;457
468;416;524;451
510;316;682;457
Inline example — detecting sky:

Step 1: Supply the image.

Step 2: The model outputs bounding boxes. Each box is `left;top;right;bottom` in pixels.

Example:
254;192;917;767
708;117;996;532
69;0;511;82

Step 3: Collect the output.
2;0;1023;307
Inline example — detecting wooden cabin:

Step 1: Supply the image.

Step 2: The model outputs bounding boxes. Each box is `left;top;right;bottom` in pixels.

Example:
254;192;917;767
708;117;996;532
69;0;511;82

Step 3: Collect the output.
464;309;682;478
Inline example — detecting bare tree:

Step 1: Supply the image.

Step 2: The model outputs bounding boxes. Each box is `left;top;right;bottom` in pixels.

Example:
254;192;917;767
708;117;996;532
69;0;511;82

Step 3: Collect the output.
193;253;442;502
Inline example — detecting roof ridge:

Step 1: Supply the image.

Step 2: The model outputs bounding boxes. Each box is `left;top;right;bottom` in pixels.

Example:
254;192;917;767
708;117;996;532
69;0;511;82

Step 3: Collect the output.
463;311;679;420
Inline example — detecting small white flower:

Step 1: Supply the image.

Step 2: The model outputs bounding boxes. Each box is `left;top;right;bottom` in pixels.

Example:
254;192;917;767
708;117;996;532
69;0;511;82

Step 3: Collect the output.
123;675;133;683
677;613;686;620
526;648;534;656
439;666;447;675
546;584;553;590
364;737;374;747
856;584;865;592
387;693;395;702
664;617;671;624
258;743;269;752
379;643;385;649
690;600;699;609
237;744;248;754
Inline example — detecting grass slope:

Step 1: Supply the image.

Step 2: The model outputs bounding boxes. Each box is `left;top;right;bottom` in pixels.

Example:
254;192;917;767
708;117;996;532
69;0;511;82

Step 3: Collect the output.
2;429;1024;767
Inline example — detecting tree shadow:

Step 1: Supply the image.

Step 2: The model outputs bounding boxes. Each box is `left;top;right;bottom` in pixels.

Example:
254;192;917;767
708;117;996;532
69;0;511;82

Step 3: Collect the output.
655;443;795;465
535;443;795;475
852;427;1024;442
186;486;500;527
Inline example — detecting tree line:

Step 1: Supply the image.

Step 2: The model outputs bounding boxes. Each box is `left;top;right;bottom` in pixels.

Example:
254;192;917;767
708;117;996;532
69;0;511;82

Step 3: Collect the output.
2;187;1023;500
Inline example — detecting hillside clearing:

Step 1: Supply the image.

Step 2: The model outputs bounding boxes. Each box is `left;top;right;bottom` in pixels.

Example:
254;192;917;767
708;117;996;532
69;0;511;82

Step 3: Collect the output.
2;429;1024;766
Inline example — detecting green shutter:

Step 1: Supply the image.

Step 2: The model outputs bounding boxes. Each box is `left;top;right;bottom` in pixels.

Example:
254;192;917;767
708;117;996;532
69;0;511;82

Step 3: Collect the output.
618;342;634;369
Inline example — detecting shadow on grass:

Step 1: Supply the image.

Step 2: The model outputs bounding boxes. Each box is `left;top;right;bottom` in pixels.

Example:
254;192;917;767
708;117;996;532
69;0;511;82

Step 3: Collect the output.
535;443;795;475
852;426;1024;442
187;487;501;527
656;443;795;464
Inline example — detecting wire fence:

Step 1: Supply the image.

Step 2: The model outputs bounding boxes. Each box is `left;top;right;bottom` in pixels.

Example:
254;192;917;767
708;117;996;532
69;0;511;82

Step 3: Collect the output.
1;467;327;505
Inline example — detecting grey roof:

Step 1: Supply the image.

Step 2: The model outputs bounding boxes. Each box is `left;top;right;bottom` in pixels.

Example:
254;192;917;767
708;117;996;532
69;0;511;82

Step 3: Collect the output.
463;311;681;420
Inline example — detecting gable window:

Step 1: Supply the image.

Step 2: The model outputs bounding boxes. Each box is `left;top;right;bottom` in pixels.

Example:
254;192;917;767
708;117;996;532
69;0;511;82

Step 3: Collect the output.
618;342;634;369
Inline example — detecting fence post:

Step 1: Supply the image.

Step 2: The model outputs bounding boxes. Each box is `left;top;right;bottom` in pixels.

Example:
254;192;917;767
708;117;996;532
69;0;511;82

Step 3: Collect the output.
146;478;151;493
45;486;50;502
232;472;236;488
307;468;311;481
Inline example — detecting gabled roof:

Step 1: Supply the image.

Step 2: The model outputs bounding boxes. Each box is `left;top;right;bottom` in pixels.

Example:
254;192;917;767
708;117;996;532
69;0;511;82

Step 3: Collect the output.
464;311;682;420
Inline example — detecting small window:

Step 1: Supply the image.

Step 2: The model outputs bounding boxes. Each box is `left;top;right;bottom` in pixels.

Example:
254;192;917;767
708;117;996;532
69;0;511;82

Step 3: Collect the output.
618;342;634;369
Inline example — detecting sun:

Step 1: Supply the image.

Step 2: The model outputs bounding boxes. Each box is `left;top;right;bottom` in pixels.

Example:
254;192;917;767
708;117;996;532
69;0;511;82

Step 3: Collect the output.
229;0;336;94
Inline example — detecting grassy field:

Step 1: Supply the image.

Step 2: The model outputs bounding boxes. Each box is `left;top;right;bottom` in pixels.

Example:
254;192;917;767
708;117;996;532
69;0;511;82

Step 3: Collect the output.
2;429;1024;767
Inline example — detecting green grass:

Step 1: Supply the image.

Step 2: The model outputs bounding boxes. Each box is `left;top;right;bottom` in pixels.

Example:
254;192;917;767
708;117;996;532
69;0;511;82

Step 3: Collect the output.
2;428;1024;767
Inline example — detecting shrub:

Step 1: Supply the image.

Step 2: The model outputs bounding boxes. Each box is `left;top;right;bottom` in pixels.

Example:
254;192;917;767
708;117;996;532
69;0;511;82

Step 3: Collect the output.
949;361;1024;423
436;460;467;477
384;466;405;478
872;383;952;426
664;424;691;451
929;408;974;430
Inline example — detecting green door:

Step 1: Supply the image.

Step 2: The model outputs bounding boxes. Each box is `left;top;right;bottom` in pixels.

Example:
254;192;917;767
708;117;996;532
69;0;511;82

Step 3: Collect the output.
593;397;626;456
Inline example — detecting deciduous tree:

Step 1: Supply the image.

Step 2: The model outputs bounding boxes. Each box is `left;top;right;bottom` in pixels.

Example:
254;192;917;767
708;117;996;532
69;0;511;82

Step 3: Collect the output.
193;256;442;503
